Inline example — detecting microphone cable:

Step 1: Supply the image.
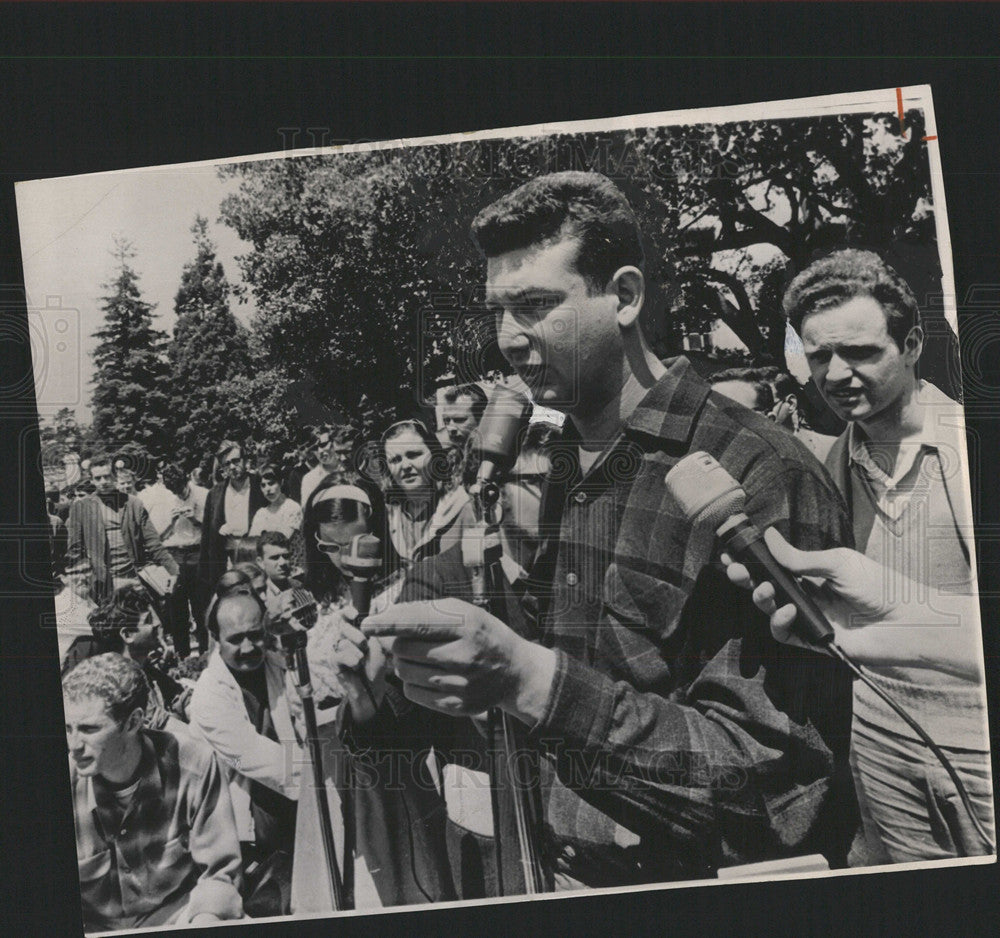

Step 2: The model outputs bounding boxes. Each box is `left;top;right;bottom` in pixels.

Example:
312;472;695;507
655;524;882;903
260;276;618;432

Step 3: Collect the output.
826;641;995;854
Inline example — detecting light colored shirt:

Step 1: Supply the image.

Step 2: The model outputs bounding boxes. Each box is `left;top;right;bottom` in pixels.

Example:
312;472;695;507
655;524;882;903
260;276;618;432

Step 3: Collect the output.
222;480;251;536
158;485;208;549
188;649;302;841
839;381;986;747
55;587;96;666
300;464;334;510
139;482;173;534
249;496;303;539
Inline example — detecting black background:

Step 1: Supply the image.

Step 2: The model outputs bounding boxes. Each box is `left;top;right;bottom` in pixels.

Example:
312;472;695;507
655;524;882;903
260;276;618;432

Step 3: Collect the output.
1;3;998;937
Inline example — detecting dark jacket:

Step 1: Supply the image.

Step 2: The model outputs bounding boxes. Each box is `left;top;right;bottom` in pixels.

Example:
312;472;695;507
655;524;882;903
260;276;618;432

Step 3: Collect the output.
199;478;268;590
66;494;178;603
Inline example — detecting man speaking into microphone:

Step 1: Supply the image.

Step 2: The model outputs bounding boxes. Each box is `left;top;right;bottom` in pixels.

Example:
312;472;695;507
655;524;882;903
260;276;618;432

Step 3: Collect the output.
364;172;858;887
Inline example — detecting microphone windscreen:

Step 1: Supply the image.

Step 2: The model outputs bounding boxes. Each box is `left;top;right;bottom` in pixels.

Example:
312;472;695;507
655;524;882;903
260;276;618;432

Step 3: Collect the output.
343;533;382;579
476;385;533;471
664;451;746;530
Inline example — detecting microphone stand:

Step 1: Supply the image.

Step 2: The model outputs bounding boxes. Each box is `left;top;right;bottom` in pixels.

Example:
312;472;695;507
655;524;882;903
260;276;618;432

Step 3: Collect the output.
278;628;350;911
474;480;550;896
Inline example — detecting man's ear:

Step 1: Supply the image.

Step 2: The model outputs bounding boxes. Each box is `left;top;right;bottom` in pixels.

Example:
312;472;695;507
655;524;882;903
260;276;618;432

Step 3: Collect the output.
904;325;924;364
903;326;924;365
120;628;134;646
612;267;645;329
124;706;144;733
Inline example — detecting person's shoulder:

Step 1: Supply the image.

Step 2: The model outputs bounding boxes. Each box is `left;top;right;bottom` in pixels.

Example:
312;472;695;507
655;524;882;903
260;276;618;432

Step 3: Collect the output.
67;495;93;517
190;651;231;699
125;494;149;515
147;726;218;781
697;389;827;473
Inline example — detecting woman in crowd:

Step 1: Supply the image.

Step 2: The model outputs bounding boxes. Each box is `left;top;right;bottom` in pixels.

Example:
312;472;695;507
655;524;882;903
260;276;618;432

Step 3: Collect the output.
377;419;473;571
289;482;455;913
249;463;304;539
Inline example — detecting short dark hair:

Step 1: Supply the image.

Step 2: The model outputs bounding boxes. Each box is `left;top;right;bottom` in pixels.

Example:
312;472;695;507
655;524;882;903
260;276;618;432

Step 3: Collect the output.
256;530;290;557
89;452;113;471
216;439;243;462
460;419;561;490
783;249;921;350
62;652;149;723
471;171;645;291
761;368;800;402
233;561;265;581
161;463;187;497
257;462;281;484
88;584;155;649
442;383;488;424
709;367;776;412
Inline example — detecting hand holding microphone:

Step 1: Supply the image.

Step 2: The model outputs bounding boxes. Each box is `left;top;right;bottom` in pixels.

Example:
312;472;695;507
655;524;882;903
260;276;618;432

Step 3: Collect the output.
337;533;387;718
664;452;835;646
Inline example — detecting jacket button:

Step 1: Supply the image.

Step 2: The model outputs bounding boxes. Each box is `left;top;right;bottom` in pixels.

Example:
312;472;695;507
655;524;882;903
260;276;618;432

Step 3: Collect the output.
573;491;587;504
565;573;578;587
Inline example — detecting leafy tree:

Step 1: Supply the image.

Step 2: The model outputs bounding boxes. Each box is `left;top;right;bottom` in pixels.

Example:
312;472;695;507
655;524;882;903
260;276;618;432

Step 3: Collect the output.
219;109;953;435
164;216;253;467
38;408;93;483
90;238;171;456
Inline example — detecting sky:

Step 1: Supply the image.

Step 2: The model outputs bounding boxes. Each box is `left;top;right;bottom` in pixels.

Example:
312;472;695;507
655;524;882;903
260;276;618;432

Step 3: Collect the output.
17;163;257;423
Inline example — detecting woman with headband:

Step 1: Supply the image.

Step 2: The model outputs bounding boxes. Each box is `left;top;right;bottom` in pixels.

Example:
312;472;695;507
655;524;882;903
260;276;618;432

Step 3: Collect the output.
290;481;455;912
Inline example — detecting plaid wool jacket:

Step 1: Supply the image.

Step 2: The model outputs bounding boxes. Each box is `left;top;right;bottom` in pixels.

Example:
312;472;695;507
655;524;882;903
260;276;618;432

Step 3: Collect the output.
355;357;860;891
518;357;858;885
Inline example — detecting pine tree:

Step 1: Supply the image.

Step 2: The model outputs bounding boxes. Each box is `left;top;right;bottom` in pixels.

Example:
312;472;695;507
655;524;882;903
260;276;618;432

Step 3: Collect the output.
164;216;252;467
91;237;170;457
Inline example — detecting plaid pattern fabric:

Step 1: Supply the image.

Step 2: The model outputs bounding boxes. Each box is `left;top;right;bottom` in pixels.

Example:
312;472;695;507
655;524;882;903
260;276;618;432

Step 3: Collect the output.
524;357;858;884
71;729;243;931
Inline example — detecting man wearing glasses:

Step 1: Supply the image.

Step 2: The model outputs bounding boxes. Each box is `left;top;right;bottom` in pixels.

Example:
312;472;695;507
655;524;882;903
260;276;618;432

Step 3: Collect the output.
300;424;356;510
200;440;267;605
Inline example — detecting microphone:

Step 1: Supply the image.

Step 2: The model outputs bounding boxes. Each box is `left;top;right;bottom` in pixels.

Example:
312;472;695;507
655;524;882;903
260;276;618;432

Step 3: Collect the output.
462;523;502;607
342;533;382;623
475;385;533;497
664;451;834;645
270;586;319;638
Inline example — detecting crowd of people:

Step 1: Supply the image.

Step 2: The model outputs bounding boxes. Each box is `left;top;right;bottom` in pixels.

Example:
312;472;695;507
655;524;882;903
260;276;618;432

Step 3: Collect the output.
53;172;993;933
